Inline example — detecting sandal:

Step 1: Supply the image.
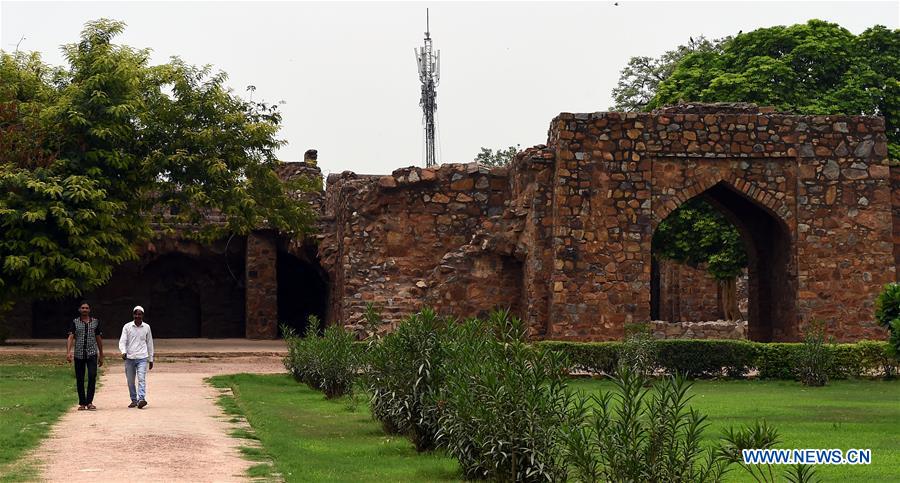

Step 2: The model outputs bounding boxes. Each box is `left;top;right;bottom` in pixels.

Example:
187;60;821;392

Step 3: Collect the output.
77;405;86;411
87;404;97;410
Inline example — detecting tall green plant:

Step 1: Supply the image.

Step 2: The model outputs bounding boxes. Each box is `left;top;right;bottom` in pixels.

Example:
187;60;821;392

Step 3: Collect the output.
0;19;318;310
566;363;729;482
795;321;834;387
282;320;356;399
316;325;357;399
437;310;574;482
620;322;658;378
363;308;448;451
567;363;816;483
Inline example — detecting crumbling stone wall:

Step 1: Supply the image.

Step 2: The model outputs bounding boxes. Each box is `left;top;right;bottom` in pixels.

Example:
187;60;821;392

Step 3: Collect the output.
651;320;748;340
321;104;895;342
318;163;515;333
893;164;900;277
656;259;734;322
9;105;896;343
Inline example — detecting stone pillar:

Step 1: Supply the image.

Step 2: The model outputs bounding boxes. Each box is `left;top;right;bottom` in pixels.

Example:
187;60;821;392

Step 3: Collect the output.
245;231;278;339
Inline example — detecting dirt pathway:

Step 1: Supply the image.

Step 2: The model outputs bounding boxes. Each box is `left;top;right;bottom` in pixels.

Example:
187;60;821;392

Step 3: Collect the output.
30;357;284;482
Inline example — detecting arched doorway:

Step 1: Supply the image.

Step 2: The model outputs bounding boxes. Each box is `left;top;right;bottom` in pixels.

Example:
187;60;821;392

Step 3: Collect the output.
651;181;797;341
142;254;204;338
277;248;328;337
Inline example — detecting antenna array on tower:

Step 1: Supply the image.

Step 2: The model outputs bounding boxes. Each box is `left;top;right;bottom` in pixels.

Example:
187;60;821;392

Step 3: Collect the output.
415;9;440;167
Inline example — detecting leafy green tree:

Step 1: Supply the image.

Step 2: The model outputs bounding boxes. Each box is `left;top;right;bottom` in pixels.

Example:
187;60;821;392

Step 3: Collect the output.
652;199;746;280
650;20;900;159
0;19;317;310
611;35;726;112
653;199;747;319
875;283;900;356
474;145;520;167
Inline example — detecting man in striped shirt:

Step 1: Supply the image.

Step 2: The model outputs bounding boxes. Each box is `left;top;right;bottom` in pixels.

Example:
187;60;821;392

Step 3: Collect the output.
66;301;104;411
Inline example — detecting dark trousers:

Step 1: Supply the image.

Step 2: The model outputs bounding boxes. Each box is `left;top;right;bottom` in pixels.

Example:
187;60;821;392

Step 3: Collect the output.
74;356;98;405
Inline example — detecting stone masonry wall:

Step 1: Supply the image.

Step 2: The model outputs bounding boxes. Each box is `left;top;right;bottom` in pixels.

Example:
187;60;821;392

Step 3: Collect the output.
245;231;278;339
651;320;748;340
893;164;900;278
544;104;893;341
318;163;516;333
321;104;894;343
656;259;725;322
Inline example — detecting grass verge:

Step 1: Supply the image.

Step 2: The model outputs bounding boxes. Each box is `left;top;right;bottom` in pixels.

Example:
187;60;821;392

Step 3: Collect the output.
207;373;459;482
208;373;898;482
0;362;75;482
571;378;900;482
209;381;278;481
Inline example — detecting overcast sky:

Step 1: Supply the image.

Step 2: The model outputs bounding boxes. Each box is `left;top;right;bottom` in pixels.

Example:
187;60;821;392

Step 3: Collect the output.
2;1;898;176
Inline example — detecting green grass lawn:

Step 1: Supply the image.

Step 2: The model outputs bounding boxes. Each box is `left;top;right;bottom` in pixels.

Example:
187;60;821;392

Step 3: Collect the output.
207;373;459;482
215;374;900;482
571;378;900;482
0;362;75;481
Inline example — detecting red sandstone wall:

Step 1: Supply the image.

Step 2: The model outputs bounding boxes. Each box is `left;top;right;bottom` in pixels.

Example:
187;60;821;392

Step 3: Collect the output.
548;104;893;341
656;259;723;322
319;164;516;332
317;104;892;343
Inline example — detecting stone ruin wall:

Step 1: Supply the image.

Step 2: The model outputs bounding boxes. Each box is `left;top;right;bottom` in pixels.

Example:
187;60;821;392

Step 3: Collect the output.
7;106;898;343
317;162;525;334
319;104;897;342
655;259;749;323
651;320;748;340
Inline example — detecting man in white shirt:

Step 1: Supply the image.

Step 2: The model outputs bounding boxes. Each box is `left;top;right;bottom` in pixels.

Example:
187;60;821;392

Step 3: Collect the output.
119;306;154;409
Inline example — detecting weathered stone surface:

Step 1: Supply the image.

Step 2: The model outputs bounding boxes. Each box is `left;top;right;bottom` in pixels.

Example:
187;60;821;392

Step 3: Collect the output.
651;319;748;340
11;105;895;345
245;232;278;339
317;103;894;343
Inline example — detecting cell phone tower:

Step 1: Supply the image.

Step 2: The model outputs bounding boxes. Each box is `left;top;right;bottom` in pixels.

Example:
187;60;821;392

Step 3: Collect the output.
415;9;440;167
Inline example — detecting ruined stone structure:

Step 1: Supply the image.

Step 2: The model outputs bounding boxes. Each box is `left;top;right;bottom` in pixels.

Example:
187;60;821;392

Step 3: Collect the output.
8;104;898;342
320;104;897;342
650;319;748;340
653;259;748;323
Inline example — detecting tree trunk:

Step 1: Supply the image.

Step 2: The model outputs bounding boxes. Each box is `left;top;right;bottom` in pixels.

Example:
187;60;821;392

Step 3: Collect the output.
719;277;741;320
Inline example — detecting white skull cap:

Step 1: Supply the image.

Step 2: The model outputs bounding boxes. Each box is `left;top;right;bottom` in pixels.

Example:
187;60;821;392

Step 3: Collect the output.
133;306;144;314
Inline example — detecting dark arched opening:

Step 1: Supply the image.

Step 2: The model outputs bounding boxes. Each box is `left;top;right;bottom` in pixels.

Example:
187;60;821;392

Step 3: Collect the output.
142;254;204;337
277;247;328;337
651;182;796;342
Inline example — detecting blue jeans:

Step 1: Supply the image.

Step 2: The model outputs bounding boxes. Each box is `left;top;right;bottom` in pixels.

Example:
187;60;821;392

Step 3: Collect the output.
125;358;148;402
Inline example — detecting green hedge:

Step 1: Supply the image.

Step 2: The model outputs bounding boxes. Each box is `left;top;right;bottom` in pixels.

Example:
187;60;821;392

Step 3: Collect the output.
537;339;895;379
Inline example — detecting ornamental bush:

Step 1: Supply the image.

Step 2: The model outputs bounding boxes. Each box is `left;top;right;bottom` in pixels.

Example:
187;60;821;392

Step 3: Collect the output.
540;339;893;379
655;339;758;378
437;310;575;481
282;319;357;398
363;308;448;450
795;321;834;387
874;283;900;330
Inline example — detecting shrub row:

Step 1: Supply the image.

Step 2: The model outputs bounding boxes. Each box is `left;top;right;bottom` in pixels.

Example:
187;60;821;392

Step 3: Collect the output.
283;310;831;481
538;339;896;379
282;319;358;398
363;309;574;481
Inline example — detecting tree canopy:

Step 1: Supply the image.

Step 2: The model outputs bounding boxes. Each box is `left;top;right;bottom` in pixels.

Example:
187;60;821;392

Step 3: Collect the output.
474;145;520;168
616;20;898;281
649;20;900;159
611;35;726;112
652;199;747;280
0;19;317;308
